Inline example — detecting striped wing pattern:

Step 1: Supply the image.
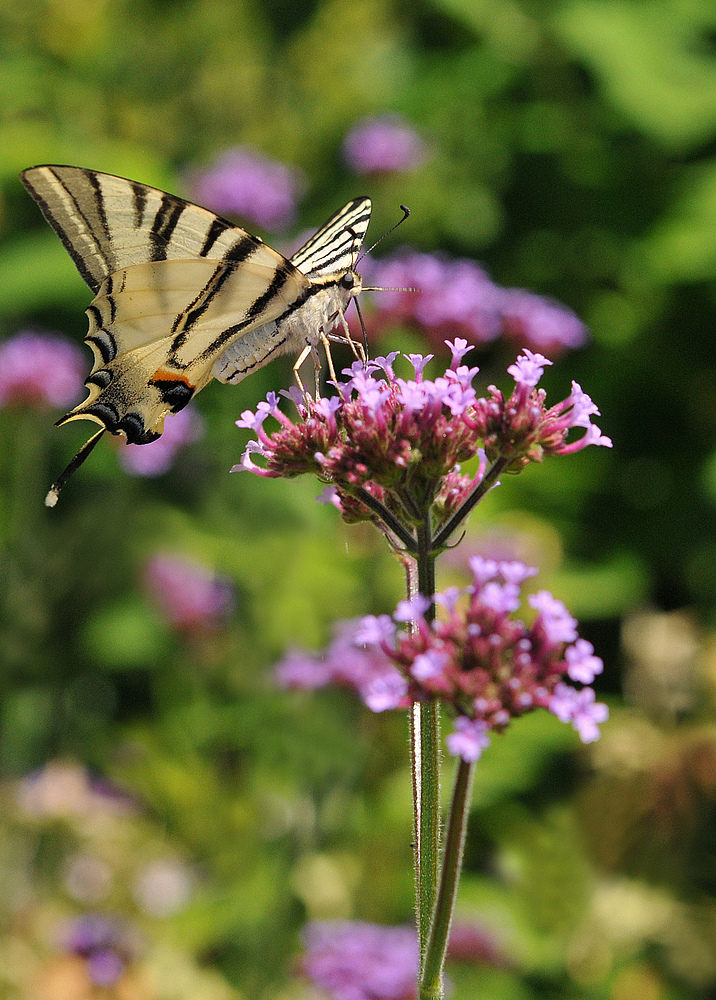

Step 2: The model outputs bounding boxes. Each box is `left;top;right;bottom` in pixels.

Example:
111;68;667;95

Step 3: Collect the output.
20;164;372;496
290;198;371;277
20;165;257;293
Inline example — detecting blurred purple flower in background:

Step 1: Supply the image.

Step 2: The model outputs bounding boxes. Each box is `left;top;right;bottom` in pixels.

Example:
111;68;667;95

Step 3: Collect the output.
119;405;204;476
144;554;234;635
188;147;304;231
302;921;419;1000
343;114;428;175
365;251;587;354
0;330;85;409
63;914;133;987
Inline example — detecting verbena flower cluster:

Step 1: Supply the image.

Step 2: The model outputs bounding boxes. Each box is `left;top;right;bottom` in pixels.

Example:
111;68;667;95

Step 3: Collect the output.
0;329;85;409
364;250;587;353
278;557;609;762
233;344;611;530
188;146;304;231
342;113;428;175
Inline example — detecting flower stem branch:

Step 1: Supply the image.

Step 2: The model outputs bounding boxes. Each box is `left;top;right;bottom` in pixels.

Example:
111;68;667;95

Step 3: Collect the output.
353;485;418;551
432;456;508;550
419;759;474;999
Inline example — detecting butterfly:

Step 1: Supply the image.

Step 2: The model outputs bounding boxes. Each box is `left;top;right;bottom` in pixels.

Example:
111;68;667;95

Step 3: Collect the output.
20;165;372;504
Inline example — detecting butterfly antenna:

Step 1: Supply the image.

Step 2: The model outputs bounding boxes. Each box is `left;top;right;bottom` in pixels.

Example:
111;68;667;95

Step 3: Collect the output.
357;205;410;265
45;427;105;507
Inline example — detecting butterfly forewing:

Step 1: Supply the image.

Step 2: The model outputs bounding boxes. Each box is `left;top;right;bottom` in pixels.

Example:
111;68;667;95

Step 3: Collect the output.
290;197;371;277
20;165;254;292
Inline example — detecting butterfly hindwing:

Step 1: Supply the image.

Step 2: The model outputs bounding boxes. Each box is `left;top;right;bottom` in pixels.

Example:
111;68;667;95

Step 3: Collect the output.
62;252;310;442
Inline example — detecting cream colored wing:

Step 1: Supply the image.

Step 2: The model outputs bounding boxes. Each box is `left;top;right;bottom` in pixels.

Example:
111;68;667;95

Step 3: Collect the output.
20;165;258;293
60;253;310;443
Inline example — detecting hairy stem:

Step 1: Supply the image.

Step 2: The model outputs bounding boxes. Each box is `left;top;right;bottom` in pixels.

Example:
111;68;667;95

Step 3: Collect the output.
419;759;474;999
414;516;440;968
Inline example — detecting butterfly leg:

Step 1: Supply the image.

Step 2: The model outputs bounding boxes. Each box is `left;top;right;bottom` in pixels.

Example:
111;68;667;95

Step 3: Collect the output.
319;330;339;390
293;342;314;401
330;312;366;362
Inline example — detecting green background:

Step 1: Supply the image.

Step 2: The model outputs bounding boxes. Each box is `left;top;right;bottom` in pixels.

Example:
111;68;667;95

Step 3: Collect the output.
1;1;716;997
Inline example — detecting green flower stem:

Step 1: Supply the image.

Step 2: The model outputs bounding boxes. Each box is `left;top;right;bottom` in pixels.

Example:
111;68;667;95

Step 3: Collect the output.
413;518;441;963
419;758;475;999
432;456;509;550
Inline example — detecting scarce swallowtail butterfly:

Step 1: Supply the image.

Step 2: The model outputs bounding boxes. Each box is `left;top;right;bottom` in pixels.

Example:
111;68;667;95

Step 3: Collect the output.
20;165;371;505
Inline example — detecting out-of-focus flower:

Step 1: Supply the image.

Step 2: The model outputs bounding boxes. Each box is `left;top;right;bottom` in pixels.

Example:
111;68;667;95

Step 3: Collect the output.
277;620;409;712
63;853;113;904
446;921;505;966
132;858;195;918
0;330;85;409
301;921;418;1000
119;406;204;476
342;114;428;174
364;251;588;353
17;761;137;820
144;554;234;635
63;914;135;988
188;147;304;231
279;557;609;761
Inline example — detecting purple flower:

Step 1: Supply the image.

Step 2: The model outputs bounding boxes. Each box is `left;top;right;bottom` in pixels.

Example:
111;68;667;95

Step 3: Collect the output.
446;717;491;763
364;251;587;354
119;406;204;476
0;330;84;409
235;346;611;521
144;554;234;634
565;638;603;684
275;619;409;713
302;921;419;1000
549;683;609;742
188;147;304;231
507;349;552;387
501;289;588;352
343;114;428;175
274;557;607;753
63;914;132;987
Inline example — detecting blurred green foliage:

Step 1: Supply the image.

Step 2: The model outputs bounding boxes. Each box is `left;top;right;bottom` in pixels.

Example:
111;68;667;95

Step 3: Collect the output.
2;0;716;998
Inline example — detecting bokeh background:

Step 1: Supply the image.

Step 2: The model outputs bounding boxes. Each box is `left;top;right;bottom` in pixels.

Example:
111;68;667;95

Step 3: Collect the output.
2;1;716;998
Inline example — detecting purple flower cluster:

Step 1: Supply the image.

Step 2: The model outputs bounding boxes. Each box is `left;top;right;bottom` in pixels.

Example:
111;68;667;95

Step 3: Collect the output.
278;557;609;762
144;554;234;635
119;405;204;476
64;914;132;987
364;250;587;353
0;329;85;409
277;619;410;713
302;921;419;1000
233;344;610;527
342;114;428;175
188;147;304;231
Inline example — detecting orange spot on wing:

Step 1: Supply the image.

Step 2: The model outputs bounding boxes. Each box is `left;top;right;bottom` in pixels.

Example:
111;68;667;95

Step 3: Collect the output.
152;370;194;387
